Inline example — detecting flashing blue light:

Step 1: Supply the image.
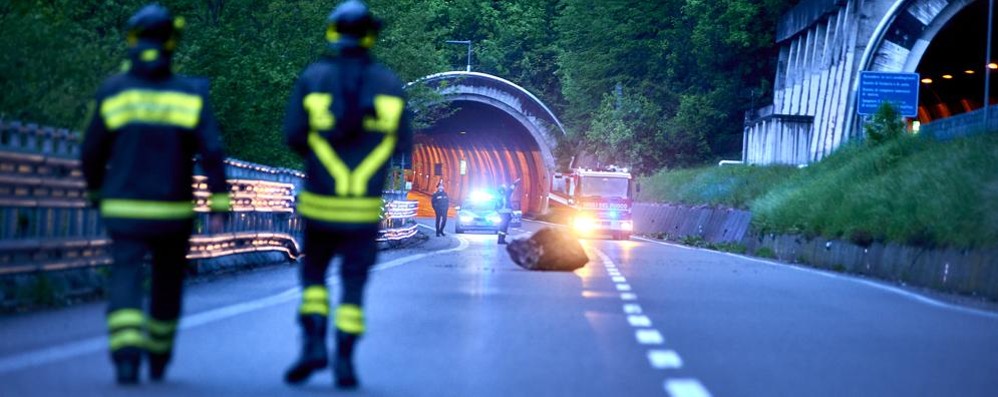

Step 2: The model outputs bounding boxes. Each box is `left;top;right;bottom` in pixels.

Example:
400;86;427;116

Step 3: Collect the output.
469;190;494;204
608;211;619;219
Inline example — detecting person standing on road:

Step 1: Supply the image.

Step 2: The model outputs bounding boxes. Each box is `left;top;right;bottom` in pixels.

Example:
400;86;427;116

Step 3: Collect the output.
496;178;521;244
282;0;412;389
431;184;449;236
80;3;230;385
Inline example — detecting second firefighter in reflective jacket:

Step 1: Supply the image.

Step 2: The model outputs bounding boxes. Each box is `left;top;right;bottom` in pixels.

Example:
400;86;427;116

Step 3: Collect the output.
80;3;229;385
282;0;412;389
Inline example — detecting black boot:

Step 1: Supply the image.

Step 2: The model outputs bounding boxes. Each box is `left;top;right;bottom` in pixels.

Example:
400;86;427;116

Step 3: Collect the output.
333;331;360;389
113;348;141;385
284;314;328;385
498;233;507;245
148;353;169;382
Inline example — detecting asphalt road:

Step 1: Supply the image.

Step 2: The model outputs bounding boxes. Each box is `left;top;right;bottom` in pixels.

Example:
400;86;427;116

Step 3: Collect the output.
1;219;996;396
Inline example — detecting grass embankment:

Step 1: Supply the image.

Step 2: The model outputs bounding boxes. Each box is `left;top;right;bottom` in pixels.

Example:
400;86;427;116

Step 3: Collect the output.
638;133;998;249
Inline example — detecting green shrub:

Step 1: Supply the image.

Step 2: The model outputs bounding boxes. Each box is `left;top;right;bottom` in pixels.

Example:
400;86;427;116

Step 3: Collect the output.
755;247;775;259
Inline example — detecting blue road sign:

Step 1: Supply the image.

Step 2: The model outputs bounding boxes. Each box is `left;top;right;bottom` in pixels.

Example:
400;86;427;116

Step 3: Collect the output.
857;71;920;117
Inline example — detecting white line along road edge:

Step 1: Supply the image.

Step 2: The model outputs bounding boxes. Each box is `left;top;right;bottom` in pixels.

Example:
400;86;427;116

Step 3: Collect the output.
0;235;471;375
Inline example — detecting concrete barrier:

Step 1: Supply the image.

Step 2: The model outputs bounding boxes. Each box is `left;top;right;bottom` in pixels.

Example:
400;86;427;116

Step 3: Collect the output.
633;202;752;243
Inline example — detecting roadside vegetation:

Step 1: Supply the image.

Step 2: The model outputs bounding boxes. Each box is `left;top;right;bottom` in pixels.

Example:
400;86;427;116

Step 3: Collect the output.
638;110;998;250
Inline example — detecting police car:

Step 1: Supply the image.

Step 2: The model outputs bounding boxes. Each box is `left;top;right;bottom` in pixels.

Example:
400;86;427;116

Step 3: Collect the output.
454;190;502;234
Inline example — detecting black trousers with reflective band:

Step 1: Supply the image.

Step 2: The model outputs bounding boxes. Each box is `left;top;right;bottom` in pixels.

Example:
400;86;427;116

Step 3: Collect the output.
301;222;379;307
498;212;512;236
106;231;190;356
434;212;447;234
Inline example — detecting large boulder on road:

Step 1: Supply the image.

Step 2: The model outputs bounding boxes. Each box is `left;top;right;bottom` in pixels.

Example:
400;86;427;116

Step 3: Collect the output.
506;227;588;271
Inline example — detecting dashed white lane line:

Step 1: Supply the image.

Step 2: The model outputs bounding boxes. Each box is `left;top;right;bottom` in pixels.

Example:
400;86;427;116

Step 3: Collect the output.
664;379;712;397
0;234;472;375
635;329;665;345
627;315;653;327
648;350;683;369
632;236;998;320
594;247;711;397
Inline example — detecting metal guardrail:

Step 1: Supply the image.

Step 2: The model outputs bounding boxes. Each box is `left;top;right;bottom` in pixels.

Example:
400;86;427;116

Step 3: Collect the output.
0;120;420;278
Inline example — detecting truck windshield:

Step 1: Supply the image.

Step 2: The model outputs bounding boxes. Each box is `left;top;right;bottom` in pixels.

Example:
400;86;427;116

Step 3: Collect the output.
580;177;629;198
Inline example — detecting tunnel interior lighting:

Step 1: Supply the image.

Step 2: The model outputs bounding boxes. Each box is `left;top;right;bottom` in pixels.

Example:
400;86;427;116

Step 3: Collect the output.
989;63;998;70
942;74;953;79
921;78;933;84
965;69;976;74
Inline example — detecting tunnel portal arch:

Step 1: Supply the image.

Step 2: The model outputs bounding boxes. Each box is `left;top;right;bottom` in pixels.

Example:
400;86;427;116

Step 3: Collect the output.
406;72;566;215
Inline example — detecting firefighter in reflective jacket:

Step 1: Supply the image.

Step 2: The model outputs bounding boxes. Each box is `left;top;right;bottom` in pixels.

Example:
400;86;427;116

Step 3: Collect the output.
282;0;412;389
80;4;229;385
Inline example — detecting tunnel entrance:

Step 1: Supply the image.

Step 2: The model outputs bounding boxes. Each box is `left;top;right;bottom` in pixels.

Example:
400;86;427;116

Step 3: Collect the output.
413;101;548;214
916;0;998;123
407;72;565;215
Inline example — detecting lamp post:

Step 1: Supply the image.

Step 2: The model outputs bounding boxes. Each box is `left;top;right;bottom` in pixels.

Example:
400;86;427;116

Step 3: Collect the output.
446;40;472;72
985;0;995;130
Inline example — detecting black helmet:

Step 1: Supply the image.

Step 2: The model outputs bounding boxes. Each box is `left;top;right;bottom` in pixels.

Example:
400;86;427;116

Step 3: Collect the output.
126;4;184;51
325;0;382;49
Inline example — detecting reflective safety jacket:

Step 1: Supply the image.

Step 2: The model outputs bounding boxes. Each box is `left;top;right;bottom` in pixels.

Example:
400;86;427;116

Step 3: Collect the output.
81;69;229;236
284;51;412;231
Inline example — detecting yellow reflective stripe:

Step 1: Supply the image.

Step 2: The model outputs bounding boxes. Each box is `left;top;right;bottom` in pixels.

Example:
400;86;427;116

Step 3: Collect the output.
303;93;335;130
298;204;382;223
140;49;158;61
308;132;351;197
302;285;329;302
145;338;173;354
107;309;145;329
209;193;231;212
299;302;330;316
298;192;382;210
363;95;404;134
109;329;146;351
147;319;178;335
335;304;365;334
350;135;397;195
101;199;195;219
100;89;203;130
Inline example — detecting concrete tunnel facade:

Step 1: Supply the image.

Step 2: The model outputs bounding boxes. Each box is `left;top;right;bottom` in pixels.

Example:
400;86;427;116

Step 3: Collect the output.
406;72;566;215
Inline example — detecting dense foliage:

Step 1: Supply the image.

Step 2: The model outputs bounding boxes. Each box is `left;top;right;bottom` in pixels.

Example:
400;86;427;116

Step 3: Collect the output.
639;133;998;249
1;0;793;171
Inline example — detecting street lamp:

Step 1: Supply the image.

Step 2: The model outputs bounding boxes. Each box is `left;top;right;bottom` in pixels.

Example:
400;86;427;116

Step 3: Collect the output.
446;40;472;72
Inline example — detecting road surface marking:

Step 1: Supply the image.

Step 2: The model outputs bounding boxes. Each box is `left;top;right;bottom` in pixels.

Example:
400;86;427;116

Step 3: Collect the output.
623;303;643;314
632;236;998;319
648;350;683;369
635;329;664;345
664;379;712;397
627;315;652;327
616;284;632;291
0;236;471;375
621;293;638;300
612;276;627;283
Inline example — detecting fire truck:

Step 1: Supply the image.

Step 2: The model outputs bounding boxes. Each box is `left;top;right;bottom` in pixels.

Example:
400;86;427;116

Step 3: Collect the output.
549;167;634;240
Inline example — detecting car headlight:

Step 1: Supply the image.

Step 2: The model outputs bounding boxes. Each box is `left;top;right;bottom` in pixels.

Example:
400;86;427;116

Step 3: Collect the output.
459;215;474;223
573;216;596;233
487;214;502;224
621;221;633;231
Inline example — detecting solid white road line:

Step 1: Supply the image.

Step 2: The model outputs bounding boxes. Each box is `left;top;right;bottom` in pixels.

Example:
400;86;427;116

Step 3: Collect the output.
635;329;664;345
0;236;471;375
627;315;653;327
664;379;712;397
632;236;998;320
647;350;683;369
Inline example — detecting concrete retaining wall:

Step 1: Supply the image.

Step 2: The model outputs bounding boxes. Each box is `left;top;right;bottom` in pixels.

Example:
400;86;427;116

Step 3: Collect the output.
633;203;752;243
634;202;998;301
